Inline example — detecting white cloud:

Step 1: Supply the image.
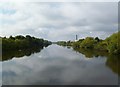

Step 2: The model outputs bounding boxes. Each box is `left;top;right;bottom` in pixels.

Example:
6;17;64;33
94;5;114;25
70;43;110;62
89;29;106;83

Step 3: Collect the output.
0;2;118;41
0;0;119;2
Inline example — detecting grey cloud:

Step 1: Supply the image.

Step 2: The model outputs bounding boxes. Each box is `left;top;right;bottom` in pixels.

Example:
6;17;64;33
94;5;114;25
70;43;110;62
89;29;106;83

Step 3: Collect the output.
0;2;118;41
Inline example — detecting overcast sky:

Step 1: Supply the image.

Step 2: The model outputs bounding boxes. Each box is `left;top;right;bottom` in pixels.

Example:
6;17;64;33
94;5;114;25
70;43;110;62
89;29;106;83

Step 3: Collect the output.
0;1;118;41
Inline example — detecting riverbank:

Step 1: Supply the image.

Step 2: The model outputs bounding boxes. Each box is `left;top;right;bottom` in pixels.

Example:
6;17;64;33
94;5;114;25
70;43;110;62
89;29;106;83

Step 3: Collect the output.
1;35;52;52
57;31;120;55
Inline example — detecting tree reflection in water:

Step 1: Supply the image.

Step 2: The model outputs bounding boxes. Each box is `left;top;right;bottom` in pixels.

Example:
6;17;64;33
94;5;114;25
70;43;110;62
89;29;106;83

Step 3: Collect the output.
1;47;44;61
1;45;120;76
73;47;120;76
106;54;120;76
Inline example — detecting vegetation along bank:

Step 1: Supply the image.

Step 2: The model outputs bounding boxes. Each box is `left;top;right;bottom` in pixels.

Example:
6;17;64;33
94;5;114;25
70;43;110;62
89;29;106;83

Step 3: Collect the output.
57;31;120;55
1;35;52;51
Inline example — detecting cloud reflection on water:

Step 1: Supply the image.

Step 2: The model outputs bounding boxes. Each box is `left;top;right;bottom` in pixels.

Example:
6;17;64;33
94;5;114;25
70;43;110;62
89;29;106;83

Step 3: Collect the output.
2;45;118;85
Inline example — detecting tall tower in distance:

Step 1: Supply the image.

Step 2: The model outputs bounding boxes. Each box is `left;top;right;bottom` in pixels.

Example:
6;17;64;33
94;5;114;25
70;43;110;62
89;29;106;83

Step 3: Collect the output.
76;35;78;41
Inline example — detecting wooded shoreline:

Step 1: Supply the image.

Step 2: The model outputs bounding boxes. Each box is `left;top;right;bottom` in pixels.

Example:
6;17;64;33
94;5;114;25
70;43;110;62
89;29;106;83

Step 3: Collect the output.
1;35;52;52
56;31;120;55
0;31;119;55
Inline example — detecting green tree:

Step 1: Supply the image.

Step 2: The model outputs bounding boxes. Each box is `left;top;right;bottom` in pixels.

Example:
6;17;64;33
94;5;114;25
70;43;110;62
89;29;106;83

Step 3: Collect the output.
80;37;96;49
95;37;100;42
15;35;25;40
105;32;120;54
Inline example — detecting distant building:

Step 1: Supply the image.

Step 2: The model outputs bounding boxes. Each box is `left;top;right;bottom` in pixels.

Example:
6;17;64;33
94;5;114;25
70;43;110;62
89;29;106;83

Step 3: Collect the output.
75;35;78;41
76;35;78;40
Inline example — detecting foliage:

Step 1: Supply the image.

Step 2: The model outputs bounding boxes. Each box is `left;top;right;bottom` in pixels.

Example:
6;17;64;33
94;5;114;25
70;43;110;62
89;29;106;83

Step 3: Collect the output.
80;37;96;49
2;35;52;51
56;41;67;46
105;32;120;54
56;41;73;46
94;41;108;51
57;31;120;54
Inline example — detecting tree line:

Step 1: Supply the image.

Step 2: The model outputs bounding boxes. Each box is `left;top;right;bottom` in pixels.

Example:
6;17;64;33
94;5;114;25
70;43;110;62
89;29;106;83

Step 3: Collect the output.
57;31;120;55
1;35;52;51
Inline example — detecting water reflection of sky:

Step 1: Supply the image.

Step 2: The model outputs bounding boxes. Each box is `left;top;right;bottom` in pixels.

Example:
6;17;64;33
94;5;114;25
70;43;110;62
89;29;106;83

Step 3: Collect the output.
2;45;118;85
0;62;2;86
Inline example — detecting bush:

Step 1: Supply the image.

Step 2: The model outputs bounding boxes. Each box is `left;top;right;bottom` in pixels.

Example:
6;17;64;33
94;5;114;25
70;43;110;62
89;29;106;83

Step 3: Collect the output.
80;37;96;49
2;35;52;51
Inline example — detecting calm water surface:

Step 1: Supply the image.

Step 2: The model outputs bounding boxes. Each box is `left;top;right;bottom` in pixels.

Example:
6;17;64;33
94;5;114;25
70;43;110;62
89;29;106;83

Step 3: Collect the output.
1;44;119;85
